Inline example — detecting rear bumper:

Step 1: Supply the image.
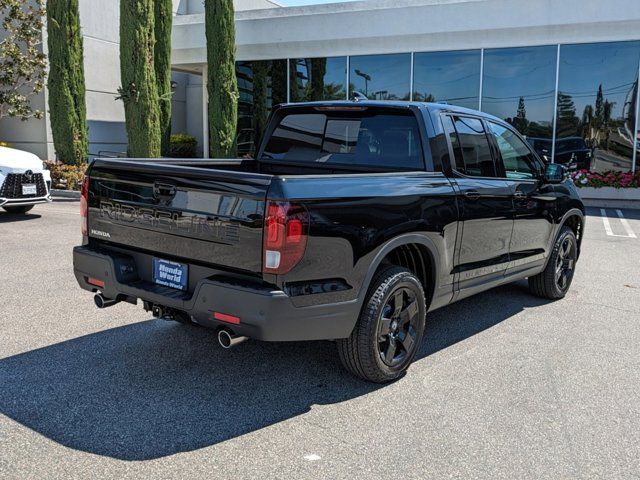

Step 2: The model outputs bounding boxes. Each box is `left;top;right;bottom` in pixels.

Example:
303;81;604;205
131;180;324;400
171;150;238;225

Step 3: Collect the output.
73;246;359;341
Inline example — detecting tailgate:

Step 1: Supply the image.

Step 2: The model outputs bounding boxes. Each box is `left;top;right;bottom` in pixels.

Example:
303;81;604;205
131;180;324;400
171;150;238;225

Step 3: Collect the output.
87;159;272;273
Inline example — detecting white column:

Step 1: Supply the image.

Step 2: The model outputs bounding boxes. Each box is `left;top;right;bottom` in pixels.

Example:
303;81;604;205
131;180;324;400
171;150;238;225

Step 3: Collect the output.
478;48;484;111
409;52;414;101
202;65;209;158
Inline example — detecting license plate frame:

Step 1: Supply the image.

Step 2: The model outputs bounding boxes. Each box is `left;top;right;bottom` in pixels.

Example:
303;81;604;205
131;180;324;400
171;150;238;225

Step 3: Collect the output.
22;184;37;195
152;258;188;291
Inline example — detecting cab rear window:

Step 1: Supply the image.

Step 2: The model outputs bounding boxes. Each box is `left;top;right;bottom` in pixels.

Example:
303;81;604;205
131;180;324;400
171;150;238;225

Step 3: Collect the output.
262;111;425;170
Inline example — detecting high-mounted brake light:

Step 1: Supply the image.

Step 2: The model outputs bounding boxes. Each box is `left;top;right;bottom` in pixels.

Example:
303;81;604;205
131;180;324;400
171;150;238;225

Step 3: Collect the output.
80;176;89;236
263;201;308;275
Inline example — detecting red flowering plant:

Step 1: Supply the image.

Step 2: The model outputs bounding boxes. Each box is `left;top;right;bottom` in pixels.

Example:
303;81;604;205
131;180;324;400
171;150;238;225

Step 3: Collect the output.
570;169;640;188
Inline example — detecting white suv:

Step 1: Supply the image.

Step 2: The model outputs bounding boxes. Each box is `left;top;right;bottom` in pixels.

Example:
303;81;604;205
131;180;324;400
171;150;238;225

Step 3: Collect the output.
0;146;52;213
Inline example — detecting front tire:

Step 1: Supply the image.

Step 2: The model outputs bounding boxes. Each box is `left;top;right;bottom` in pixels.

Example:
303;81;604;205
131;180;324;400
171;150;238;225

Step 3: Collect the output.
2;205;34;214
528;226;577;299
337;266;426;383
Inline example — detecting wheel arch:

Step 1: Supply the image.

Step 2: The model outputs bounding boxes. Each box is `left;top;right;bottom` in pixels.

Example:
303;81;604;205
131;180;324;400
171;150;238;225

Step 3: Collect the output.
357;234;440;310
558;208;585;258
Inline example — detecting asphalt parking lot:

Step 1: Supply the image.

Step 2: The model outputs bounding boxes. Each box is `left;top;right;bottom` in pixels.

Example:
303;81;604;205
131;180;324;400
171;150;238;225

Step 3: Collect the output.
1;200;639;479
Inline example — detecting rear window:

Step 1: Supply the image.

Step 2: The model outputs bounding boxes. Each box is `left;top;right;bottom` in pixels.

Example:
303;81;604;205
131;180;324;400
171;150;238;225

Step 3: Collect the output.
262;111;424;170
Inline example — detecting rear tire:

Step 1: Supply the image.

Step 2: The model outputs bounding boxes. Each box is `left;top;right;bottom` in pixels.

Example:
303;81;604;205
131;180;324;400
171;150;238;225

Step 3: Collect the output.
337;266;426;383
528;226;577;300
2;205;34;214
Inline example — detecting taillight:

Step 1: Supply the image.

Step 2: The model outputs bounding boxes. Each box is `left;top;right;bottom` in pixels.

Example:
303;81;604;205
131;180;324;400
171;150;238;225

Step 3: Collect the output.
263;201;308;275
80;176;89;236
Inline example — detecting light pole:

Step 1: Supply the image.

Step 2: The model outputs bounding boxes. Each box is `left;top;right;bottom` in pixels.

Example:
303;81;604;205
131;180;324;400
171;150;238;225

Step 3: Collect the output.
354;69;371;97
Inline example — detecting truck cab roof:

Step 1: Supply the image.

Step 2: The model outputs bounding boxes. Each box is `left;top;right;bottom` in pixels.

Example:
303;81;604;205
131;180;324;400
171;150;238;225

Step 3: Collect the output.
275;100;508;127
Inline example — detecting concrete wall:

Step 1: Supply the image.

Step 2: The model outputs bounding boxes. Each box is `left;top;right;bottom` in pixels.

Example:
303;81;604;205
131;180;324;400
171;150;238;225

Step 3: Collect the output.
172;0;640;64
79;0;127;158
184;0;280;15
185;75;205;156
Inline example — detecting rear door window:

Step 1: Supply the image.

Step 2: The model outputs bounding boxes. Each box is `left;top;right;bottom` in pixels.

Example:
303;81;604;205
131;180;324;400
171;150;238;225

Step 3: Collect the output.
263;111;425;170
450;116;496;177
442;114;497;177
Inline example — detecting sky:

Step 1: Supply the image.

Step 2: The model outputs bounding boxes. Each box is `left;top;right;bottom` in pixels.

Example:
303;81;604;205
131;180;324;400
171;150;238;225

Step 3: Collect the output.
277;0;358;5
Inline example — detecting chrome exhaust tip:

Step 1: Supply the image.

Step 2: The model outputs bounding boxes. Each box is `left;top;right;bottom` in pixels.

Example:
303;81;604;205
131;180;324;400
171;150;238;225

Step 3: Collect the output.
94;293;119;309
218;329;248;349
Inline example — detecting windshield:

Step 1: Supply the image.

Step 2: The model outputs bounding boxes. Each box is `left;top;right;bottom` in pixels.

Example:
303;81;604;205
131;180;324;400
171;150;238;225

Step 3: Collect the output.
262;111;425;170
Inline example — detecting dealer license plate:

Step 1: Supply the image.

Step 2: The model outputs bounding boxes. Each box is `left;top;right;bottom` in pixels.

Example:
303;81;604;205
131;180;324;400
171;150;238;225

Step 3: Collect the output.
153;258;188;291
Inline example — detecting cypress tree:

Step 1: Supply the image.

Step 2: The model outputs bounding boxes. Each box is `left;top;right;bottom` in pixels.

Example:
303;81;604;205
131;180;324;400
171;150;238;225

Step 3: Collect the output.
154;0;172;157
119;0;161;157
205;0;238;158
46;0;88;165
310;58;327;101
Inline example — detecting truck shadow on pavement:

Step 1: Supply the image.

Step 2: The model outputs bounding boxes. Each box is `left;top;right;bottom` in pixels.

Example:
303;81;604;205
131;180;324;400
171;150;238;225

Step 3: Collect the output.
0;281;547;460
0;212;42;223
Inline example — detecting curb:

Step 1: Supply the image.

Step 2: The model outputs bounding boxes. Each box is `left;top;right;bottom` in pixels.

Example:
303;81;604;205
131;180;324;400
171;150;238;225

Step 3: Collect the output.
582;198;640;211
52;189;81;200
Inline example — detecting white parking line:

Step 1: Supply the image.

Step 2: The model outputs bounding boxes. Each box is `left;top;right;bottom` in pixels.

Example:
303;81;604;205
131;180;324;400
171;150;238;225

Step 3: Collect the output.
616;209;637;238
600;209;614;236
600;208;636;238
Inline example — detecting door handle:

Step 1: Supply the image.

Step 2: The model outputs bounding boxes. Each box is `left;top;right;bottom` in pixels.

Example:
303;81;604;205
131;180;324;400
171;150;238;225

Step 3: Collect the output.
464;190;481;200
513;190;525;198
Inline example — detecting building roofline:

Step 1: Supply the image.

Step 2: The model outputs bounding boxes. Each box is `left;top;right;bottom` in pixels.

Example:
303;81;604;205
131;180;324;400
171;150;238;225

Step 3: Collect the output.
234;0;486;20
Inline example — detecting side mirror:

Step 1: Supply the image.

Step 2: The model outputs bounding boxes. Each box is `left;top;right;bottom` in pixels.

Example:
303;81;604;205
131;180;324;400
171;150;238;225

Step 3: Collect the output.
543;163;567;184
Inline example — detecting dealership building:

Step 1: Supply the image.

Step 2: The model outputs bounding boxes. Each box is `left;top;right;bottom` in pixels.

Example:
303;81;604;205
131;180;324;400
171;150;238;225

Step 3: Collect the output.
1;0;640;173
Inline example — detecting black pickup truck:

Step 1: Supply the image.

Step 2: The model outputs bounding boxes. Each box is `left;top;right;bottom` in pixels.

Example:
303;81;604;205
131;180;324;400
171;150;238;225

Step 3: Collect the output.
73;101;585;383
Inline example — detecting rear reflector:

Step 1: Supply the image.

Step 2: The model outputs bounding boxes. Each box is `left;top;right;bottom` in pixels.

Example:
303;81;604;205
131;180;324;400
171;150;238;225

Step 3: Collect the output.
87;277;105;288
213;312;241;325
80;176;89;236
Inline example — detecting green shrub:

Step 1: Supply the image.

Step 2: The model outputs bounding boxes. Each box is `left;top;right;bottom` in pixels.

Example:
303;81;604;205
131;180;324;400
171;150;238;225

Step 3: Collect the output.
44;161;86;190
169;134;198;158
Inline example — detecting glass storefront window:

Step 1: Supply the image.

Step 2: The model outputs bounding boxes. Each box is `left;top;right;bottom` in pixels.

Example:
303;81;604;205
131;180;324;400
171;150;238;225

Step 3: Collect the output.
290;57;347;102
635;75;640;172
349;53;411;101
413;50;480;109
236;59;288;157
482;46;557;161
556;41;640;172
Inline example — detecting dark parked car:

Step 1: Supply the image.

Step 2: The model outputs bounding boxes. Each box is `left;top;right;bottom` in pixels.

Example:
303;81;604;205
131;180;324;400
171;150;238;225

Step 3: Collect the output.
527;136;593;170
73;101;585;383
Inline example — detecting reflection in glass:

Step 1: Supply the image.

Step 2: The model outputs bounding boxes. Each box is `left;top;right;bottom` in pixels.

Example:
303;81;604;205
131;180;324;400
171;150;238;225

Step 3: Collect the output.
235;60;288;157
556;41;640;172
290;57;347;102
482;46;557;160
349;53;411;101
413;50;480;109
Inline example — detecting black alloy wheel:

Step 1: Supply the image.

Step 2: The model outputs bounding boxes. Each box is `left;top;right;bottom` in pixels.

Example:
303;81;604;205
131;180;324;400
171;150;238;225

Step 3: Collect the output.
337;266;426;383
554;235;576;292
378;287;420;367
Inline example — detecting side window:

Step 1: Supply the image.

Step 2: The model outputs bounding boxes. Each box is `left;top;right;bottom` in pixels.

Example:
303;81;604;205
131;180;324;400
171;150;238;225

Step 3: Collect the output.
451;116;496;177
487;122;540;179
442;115;465;172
